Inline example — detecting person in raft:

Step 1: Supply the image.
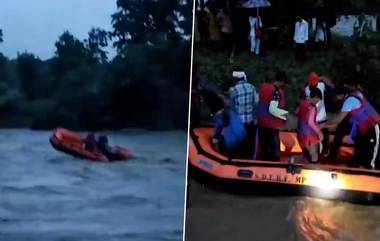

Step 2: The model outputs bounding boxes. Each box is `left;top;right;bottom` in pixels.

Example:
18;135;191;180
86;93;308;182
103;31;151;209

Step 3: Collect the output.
85;133;98;152
97;135;113;158
258;71;289;161
198;74;232;152
296;88;324;163
328;83;364;161
304;72;335;156
228;68;259;159
212;69;258;158
197;69;247;157
321;79;380;169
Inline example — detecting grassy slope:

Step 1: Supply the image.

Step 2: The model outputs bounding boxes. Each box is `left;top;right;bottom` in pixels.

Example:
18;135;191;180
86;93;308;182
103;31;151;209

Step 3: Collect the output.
195;45;337;113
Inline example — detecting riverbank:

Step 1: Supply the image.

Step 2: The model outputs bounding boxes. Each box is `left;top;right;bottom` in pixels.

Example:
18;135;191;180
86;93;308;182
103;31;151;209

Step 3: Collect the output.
0;99;187;131
194;42;340;112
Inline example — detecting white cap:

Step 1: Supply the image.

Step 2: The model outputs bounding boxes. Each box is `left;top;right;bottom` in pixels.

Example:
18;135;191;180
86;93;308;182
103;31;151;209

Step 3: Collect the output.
232;71;247;80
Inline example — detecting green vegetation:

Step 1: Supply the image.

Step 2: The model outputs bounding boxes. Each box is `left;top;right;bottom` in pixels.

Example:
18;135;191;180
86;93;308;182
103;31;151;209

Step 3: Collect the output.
195;33;380;112
195;46;331;112
0;0;192;130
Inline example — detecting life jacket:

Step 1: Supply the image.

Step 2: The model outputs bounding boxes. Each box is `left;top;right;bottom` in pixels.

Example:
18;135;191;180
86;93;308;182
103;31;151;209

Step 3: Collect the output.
297;100;320;148
223;109;247;149
258;83;286;129
347;92;380;138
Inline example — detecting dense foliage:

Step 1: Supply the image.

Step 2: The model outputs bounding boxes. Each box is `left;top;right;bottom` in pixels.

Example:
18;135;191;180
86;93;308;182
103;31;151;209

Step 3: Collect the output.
196;1;380;113
0;0;192;130
330;34;380;109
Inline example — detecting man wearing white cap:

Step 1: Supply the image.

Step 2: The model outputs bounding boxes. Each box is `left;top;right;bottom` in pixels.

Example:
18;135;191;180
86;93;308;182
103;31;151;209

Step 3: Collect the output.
228;68;259;158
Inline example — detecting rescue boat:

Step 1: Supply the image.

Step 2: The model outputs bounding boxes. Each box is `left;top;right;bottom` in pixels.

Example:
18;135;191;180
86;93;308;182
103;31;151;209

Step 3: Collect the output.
188;127;380;204
50;127;132;162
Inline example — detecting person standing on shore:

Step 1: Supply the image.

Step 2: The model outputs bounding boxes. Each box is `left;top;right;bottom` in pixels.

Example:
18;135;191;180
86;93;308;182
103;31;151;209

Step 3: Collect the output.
217;8;234;58
208;6;222;50
314;17;327;49
249;11;263;56
294;15;309;62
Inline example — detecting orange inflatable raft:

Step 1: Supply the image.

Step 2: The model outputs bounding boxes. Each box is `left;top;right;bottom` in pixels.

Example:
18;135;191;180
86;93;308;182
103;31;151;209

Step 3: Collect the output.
50;127;132;162
188;127;380;203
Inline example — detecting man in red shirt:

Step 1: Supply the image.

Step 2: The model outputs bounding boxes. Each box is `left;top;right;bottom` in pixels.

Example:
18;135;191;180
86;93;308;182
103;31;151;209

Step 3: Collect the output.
258;71;289;161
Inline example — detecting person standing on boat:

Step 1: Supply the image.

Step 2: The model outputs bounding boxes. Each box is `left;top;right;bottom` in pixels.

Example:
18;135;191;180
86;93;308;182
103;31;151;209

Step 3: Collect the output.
321;79;380;169
304;72;334;157
304;72;328;123
296;88;324;163
195;68;245;156
258;71;289;161
195;0;210;44
228;68;258;159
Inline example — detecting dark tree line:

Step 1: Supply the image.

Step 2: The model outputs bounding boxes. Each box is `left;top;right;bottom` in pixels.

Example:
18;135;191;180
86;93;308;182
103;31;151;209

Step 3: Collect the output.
0;0;192;130
198;0;380;111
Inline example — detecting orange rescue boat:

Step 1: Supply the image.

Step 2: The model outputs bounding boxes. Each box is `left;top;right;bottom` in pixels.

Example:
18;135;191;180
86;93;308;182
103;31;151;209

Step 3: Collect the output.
50;127;133;162
188;127;380;204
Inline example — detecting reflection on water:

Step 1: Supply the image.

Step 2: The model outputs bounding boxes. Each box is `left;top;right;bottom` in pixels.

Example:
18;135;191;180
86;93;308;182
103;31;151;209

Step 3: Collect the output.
289;198;380;241
186;176;380;241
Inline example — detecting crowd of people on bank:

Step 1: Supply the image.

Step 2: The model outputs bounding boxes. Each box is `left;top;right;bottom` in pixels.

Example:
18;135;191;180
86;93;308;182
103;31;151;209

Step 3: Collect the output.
196;0;333;61
191;67;380;170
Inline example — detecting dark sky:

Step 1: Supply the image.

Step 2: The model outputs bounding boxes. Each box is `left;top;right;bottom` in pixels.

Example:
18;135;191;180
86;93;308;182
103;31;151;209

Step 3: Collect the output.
0;0;117;60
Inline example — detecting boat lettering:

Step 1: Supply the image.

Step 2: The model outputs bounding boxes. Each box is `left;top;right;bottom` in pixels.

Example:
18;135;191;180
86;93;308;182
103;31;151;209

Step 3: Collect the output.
296;176;306;184
277;175;287;183
253;173;288;183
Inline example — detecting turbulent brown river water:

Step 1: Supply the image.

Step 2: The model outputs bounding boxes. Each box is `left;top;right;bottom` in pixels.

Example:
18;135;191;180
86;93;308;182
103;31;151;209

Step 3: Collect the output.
185;178;380;241
0;129;187;241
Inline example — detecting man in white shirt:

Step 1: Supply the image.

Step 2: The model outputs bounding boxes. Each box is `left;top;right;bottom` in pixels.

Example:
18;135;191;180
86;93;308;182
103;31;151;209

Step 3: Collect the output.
321;81;380;169
304;72;335;156
305;79;327;123
294;15;309;62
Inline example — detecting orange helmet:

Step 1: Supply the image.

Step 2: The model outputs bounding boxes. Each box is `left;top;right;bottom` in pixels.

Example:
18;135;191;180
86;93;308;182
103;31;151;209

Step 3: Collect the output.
308;72;319;87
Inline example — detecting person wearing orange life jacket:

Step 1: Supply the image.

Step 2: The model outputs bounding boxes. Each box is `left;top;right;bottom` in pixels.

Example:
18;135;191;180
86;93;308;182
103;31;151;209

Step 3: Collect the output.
321;79;380;169
258;71;289;161
296;88;324;163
